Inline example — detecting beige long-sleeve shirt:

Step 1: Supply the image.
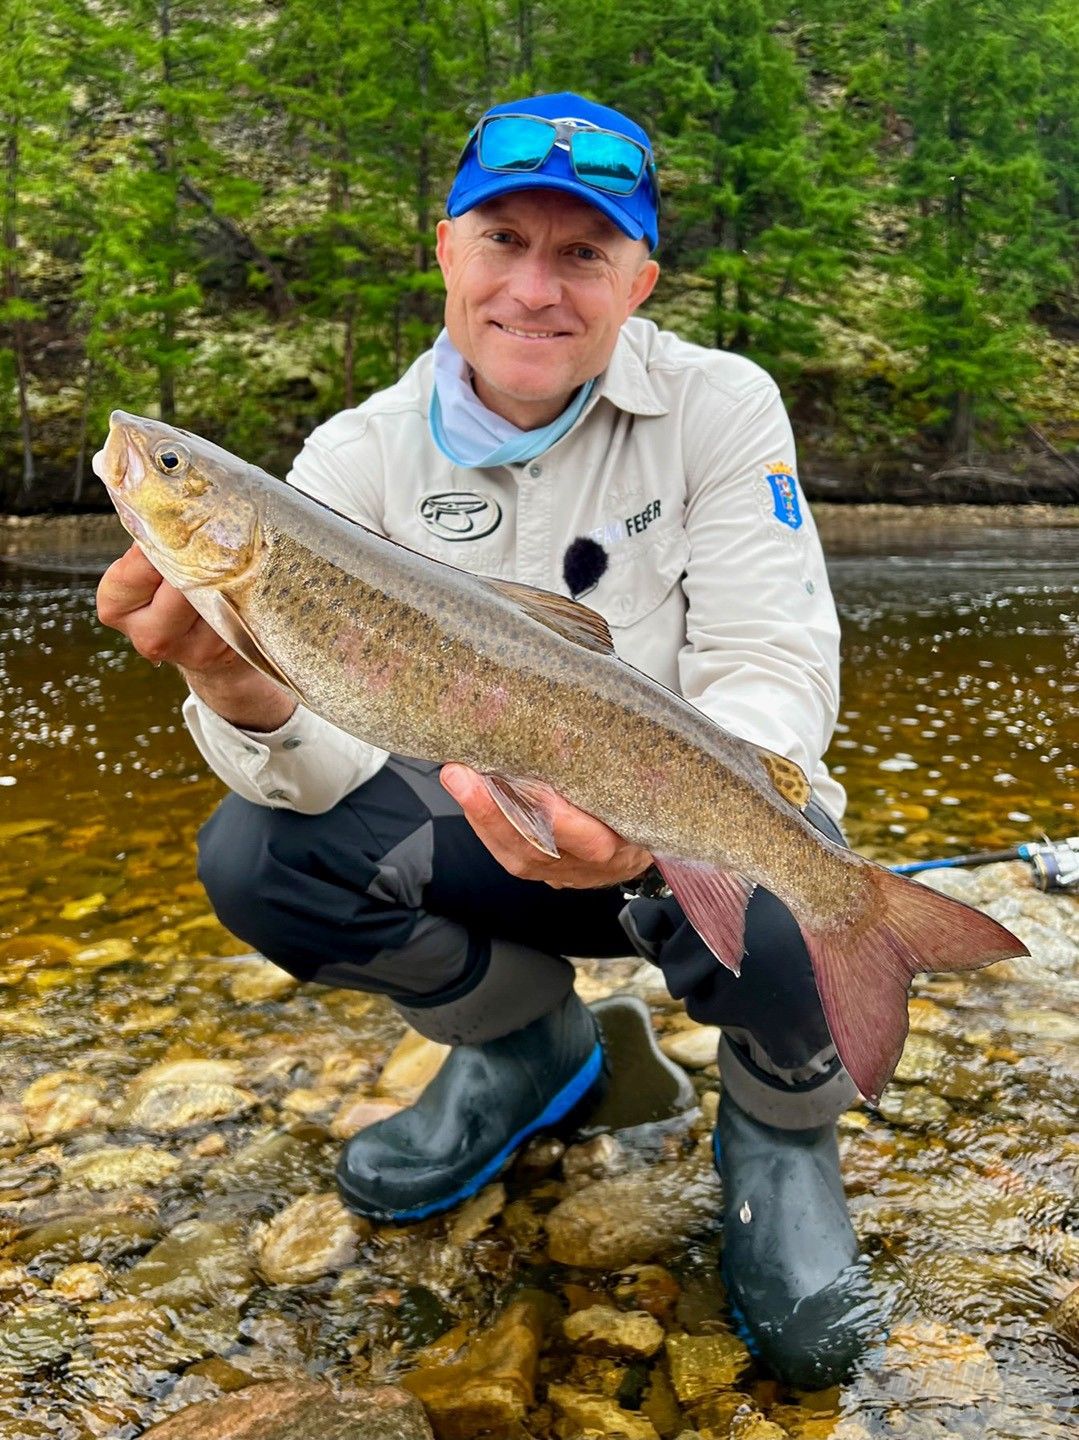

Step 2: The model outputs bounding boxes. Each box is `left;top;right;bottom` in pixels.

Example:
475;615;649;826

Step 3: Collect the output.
184;317;846;822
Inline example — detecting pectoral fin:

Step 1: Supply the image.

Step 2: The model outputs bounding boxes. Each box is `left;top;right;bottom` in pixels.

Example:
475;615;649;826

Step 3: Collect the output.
191;588;309;704
479;774;561;858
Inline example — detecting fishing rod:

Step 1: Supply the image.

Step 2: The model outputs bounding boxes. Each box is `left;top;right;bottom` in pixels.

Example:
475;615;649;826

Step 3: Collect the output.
891;836;1079;894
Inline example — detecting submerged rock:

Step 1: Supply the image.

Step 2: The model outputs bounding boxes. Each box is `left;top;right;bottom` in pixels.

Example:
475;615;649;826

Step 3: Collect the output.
254;1193;371;1285
562;1304;665;1359
375;1032;449;1104
546;1158;719;1269
226;957;300;1003
546;1383;661;1439
113;1082;258;1135
139;1378;433;1439
665;1332;752;1403
118;1220;256;1312
400;1294;547;1440
61;1144;181;1191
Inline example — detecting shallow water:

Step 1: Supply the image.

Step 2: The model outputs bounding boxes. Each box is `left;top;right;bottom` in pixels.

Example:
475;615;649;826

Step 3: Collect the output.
0;513;1076;1438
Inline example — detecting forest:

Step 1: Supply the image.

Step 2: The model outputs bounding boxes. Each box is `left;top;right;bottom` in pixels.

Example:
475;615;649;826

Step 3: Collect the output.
1;0;1077;509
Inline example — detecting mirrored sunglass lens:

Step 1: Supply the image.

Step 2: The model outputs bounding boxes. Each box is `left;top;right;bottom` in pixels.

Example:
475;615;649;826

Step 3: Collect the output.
479;117;553;172
570;133;645;194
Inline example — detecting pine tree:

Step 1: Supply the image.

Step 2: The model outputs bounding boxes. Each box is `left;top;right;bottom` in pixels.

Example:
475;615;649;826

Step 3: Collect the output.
0;0;73;501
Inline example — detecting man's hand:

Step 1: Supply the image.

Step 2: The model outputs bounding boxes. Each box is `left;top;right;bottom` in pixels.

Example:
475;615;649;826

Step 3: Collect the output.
441;762;653;890
96;543;296;731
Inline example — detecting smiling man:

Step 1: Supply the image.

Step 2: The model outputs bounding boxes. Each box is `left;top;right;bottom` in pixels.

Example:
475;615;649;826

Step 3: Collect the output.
96;93;880;1388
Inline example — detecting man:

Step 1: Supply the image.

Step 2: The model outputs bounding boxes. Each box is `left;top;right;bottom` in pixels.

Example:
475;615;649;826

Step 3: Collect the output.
97;93;877;1387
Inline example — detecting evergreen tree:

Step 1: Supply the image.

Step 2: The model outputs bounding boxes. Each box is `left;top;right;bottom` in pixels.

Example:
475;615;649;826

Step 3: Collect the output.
0;0;73;501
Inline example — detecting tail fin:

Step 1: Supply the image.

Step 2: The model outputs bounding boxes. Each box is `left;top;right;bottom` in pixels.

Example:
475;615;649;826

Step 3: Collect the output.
802;867;1028;1105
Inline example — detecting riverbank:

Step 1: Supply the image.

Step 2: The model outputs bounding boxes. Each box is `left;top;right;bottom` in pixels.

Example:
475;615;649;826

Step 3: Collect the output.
3;503;1079;571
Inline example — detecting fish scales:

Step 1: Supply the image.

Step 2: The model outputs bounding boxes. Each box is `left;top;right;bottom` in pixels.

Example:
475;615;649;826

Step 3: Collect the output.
235;505;846;921
98;411;1028;1102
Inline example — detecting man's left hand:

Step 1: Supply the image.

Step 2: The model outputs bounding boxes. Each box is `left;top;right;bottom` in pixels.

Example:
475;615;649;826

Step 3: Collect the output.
440;763;653;890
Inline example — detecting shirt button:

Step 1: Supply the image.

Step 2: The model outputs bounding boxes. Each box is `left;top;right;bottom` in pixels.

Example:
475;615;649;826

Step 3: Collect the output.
282;737;302;750
265;788;289;801
243;744;260;755
528;463;542;477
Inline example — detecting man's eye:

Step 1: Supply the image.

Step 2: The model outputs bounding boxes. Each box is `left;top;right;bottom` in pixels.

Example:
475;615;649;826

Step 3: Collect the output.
574;246;600;261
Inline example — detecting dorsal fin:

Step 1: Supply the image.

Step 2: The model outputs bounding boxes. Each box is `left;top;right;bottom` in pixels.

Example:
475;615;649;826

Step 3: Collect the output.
756;747;812;811
483;576;615;655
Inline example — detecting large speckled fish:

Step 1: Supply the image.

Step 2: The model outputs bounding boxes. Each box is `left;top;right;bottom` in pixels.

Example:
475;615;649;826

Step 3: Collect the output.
98;410;1027;1101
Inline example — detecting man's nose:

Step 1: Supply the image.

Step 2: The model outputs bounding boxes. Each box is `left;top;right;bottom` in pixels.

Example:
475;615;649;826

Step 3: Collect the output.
506;253;562;309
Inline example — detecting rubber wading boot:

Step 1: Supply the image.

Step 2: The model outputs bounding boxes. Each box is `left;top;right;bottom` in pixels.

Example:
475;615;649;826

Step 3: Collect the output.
336;990;606;1223
715;1090;881;1389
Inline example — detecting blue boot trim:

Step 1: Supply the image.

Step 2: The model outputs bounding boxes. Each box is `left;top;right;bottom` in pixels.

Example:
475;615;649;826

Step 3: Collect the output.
374;1040;604;1223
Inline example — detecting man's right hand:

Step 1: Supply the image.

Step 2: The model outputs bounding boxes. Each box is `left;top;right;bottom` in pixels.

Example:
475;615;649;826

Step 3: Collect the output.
96;543;297;732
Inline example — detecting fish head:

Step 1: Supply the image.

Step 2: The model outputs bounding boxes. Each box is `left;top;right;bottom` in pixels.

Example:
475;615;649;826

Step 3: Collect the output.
97;411;262;591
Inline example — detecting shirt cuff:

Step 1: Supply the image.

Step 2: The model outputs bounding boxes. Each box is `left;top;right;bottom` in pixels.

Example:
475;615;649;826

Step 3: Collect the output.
182;692;389;813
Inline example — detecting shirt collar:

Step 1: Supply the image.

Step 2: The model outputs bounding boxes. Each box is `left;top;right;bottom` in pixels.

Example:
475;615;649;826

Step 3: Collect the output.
593;324;669;418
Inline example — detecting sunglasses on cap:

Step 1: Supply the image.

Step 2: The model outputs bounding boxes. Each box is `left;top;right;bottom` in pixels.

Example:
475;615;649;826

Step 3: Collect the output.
458;113;659;207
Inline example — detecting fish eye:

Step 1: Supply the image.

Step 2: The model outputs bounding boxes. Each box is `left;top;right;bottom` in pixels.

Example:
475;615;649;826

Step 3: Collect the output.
153;441;190;475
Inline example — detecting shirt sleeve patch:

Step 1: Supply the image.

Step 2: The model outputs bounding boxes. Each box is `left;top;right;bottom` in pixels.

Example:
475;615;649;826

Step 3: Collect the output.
762;462;803;530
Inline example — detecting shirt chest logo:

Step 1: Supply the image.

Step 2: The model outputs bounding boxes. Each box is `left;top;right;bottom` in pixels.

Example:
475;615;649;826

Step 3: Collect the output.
417;490;502;541
588;497;663;547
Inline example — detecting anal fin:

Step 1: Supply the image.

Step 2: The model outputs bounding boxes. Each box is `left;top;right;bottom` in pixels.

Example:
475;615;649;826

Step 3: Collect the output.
654;856;755;975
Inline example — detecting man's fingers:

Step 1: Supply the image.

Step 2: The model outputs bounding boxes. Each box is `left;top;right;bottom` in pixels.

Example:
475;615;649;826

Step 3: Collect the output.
97;544;165;622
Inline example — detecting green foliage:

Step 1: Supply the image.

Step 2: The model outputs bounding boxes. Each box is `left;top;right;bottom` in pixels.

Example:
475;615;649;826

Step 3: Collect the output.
0;0;1076;502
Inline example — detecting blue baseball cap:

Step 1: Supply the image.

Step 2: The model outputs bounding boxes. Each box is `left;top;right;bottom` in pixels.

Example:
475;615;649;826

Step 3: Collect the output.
447;92;660;251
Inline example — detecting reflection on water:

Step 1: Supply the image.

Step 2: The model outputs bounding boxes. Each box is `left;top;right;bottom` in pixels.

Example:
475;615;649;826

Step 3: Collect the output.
0;515;1076;1437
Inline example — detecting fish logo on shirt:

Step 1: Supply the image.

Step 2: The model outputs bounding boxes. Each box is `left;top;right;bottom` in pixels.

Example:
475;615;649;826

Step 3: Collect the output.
418;491;502;541
764;463;803;531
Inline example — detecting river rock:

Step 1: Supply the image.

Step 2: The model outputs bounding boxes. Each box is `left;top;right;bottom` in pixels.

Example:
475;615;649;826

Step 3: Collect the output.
0;1103;29;1149
203;1129;333;1199
330;1096;404;1142
130;1059;246;1091
892;1032;950;1084
665;1332;752;1403
448;1182;506;1246
61;1144;181;1191
21;1071;105;1140
546;1383;660;1439
861;1320;1002;1407
400;1295;546;1439
375;1032;450;1104
562;1133;627;1184
10;1209;161;1267
874;1084;952;1128
118;1220;256;1311
611;1264;681;1324
562;1304;664;1359
227;957;300;1003
113;1081;258;1134
1051;1282;1079;1354
254;1193;371;1285
139;1380;433;1440
51;1261;108;1301
546;1159;720;1269
659;1024;721;1070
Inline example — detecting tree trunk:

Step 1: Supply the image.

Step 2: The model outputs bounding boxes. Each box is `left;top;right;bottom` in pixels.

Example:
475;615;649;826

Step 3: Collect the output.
3;129;34;497
949;390;975;457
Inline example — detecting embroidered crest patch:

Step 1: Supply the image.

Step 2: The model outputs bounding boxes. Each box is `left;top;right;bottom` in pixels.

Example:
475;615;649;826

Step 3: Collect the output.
764;463;802;530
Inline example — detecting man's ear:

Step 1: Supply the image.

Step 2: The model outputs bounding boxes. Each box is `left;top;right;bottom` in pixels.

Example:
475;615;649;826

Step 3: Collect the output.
627;258;660;315
435;219;455;285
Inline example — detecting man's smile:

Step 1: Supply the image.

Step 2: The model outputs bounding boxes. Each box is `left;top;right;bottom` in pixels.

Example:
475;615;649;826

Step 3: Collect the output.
492;321;572;339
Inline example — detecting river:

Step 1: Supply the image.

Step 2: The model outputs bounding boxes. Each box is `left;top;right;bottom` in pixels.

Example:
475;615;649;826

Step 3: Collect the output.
0;509;1075;1439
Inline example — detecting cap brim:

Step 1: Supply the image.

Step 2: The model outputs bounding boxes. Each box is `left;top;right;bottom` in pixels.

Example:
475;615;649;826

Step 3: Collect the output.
447;172;647;243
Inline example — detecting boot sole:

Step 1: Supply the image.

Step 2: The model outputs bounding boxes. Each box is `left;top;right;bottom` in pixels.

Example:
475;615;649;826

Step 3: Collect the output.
337;1040;606;1224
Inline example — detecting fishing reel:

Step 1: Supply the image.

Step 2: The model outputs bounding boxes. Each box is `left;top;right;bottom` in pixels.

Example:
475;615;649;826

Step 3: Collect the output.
1024;837;1079;894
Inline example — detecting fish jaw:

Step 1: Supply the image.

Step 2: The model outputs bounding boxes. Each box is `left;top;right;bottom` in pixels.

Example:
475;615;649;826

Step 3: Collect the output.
98;411;263;592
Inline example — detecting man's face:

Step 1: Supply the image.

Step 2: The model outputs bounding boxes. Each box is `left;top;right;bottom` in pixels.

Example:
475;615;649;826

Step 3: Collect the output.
435;190;659;430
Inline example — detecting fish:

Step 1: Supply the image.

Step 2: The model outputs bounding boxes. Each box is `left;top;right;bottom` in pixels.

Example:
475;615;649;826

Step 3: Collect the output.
97;410;1028;1102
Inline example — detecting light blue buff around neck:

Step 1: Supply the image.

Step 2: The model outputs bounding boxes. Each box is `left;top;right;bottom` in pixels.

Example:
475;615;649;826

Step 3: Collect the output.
428;329;594;469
